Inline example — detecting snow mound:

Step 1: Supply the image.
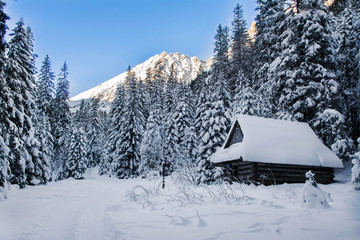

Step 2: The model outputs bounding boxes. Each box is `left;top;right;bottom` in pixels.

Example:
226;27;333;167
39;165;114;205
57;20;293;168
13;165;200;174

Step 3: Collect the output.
302;171;333;208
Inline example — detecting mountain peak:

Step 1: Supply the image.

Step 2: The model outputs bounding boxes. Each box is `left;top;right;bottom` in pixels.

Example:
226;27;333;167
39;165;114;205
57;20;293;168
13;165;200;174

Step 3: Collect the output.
70;52;210;102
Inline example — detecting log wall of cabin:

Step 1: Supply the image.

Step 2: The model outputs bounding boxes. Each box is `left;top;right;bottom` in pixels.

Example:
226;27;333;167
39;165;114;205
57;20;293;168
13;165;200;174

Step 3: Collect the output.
217;160;335;185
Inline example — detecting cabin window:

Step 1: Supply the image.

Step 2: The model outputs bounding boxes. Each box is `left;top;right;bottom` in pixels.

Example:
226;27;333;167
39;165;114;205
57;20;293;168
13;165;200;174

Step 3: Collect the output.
224;121;243;148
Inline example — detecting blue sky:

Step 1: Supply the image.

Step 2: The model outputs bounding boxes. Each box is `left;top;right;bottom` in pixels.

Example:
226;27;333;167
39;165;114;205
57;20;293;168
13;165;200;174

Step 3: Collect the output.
5;0;257;96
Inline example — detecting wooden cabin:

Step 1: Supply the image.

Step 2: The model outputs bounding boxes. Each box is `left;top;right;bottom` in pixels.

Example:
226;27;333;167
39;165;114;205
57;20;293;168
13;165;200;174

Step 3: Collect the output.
211;115;344;185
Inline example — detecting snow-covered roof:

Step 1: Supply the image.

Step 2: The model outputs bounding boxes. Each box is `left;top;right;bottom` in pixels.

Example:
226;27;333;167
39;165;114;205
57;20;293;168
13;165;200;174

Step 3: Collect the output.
211;114;343;168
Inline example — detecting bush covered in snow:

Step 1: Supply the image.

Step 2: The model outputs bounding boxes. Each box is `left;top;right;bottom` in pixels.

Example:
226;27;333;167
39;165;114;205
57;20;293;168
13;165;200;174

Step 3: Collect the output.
0;186;7;201
127;177;251;209
302;171;333;209
351;138;360;190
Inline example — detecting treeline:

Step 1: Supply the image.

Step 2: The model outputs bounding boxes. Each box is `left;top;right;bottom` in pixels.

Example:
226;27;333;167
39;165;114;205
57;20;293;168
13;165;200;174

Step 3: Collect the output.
96;0;360;183
0;0;73;193
1;0;360;194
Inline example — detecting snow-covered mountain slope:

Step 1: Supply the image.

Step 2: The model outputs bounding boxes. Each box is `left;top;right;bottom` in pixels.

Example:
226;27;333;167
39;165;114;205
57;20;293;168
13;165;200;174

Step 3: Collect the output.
71;52;211;102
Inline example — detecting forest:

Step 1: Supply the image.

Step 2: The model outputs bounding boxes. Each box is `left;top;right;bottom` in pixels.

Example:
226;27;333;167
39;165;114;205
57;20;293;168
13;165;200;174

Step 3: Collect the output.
1;0;360;197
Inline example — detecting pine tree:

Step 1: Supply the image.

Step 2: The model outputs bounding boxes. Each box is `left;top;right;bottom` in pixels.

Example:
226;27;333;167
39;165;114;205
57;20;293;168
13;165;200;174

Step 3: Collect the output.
86;98;103;167
23;26;45;185
163;67;181;173
73;99;90;131
6;19;37;188
164;63;178;116
67;128;87;179
194;76;209;137
33;55;55;184
98;111;111;176
137;78;149;122
32;111;53;184
209;24;232;115
171;83;197;180
253;0;286;114
274;0;339;125
113;68;145;178
139;108;164;177
336;1;360;141
315;109;354;161
36;55;55;116
233;70;264;116
214;24;229;65
195;97;226;184
195;25;233;184
229;3;253;96
52;62;71;179
102;84;125;176
0;0;10;192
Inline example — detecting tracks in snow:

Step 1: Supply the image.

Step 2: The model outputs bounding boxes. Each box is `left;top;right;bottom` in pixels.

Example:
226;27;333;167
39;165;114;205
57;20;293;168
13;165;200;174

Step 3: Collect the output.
0;177;128;240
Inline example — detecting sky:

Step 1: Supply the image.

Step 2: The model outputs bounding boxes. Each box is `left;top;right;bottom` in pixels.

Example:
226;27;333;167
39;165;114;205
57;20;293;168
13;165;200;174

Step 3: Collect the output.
5;0;258;97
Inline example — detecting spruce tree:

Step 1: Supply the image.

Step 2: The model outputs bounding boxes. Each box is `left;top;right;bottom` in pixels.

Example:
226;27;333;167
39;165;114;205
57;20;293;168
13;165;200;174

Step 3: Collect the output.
113;68;145;178
139;108;164;177
171;83;197;179
163;66;180;173
253;0;286;114
229;3;253;96
315;109;354;162
67;128;87;179
36;55;55;116
0;0;10;192
196;26;231;184
274;0;339;125
33;55;55;184
103;84;125;176
73;99;90;131
32;111;53;184
52;62;71;179
336;1;360;141
6;19;37;188
86;98;103;167
233;70;264;116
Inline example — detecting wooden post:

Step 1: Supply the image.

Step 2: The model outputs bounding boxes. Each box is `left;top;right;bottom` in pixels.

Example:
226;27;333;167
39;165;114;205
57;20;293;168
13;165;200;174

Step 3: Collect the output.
162;161;165;189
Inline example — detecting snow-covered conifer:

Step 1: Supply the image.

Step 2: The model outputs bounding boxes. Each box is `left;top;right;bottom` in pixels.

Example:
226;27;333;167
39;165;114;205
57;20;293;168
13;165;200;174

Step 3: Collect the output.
274;0;339;126
253;0;286;114
67;128;87;179
6;19;37;188
228;3;253;96
101;84;125;176
86;98;103;167
36;55;55;116
139;109;164;177
32;111;53;184
170;83;195;169
314;109;354;161
336;1;360;140
0;0;10;192
52;62;71;179
196;84;229;184
113;68;145;178
233;70;264;116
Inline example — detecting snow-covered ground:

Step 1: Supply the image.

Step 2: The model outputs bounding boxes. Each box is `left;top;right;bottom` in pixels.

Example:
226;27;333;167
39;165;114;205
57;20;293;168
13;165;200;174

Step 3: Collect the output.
0;169;359;240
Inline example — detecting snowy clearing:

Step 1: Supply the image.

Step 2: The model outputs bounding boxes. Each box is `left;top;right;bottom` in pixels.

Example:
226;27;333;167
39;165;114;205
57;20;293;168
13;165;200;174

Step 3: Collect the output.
0;170;359;240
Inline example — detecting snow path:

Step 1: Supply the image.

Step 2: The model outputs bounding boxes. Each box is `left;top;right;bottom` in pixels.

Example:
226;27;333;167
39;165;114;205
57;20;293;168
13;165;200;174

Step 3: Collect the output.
0;170;360;240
